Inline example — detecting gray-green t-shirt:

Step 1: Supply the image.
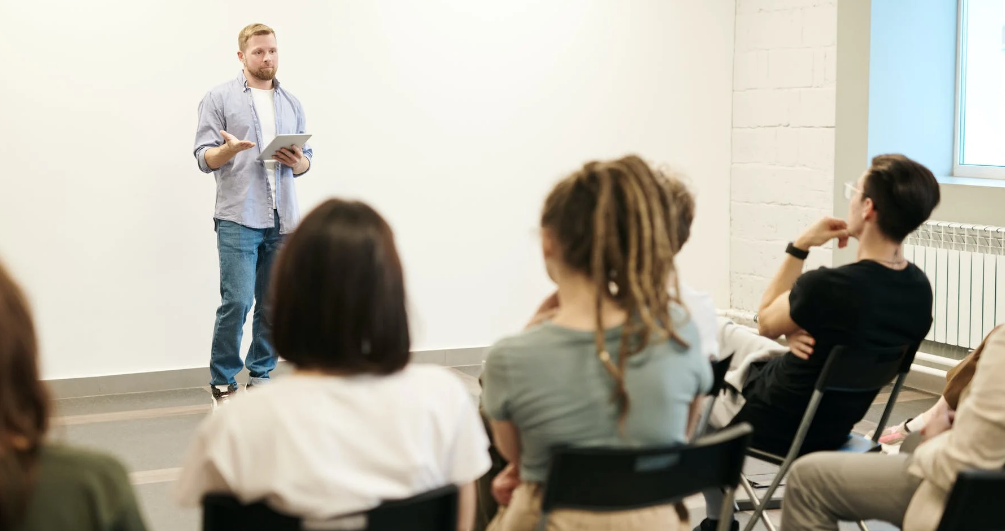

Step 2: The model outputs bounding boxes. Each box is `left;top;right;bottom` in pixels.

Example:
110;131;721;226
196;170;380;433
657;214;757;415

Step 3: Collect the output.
481;307;712;483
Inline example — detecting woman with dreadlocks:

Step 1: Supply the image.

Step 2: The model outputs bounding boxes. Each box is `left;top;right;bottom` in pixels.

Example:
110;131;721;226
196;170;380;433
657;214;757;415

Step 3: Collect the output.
480;155;712;531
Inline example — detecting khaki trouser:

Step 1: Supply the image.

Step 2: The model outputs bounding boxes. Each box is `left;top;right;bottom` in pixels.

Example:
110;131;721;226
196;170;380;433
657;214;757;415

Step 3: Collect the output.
486;483;682;531
781;453;923;531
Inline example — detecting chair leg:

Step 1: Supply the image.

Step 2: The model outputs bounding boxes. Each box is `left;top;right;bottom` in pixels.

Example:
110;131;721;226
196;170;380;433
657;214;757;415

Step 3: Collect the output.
738;474;758;510
856;521;869;531
872;374;907;443
717;487;736;531
742;467;787;531
738;475;765;531
744;391;825;531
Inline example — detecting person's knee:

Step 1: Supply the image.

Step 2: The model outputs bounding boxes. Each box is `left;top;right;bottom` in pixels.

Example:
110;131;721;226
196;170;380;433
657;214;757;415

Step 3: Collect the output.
788;453;829;492
784;457;821;517
220;288;254;316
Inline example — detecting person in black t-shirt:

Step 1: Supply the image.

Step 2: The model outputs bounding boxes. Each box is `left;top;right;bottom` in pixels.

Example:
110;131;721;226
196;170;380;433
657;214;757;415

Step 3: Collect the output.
696;154;941;531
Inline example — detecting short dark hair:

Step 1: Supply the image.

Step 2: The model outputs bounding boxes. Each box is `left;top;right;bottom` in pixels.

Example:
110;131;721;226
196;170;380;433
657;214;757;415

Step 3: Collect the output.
270;199;410;375
863;154;941;242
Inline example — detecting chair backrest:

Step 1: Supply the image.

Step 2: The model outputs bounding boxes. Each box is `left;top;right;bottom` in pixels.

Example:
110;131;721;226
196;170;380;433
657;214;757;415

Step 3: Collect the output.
936;469;1005;531
202;485;458;531
365;485;458;531
815;344;917;393
202;495;299;531
540;423;753;514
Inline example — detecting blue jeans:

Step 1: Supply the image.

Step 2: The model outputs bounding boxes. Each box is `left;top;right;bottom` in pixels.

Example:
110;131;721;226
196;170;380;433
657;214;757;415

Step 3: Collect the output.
210;215;283;386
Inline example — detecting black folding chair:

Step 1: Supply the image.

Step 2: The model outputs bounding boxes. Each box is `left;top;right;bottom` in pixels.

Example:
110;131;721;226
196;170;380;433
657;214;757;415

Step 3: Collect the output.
934;469;1005;531
692;353;735;440
202;484;458;531
739;344;917;531
537;423;753;531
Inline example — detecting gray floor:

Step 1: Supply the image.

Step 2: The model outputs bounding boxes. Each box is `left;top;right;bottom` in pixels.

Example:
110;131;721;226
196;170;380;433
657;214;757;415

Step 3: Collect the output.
51;365;934;531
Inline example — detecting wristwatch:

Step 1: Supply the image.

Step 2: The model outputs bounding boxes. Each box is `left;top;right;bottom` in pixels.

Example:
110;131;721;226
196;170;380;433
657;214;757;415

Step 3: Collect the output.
786;242;809;260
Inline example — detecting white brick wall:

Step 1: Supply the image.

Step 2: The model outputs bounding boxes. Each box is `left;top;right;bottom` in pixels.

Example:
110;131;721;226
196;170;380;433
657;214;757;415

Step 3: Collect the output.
730;0;837;312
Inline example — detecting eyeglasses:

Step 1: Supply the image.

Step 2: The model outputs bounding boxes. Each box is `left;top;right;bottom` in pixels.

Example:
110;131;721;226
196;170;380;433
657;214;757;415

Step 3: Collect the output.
844;181;863;200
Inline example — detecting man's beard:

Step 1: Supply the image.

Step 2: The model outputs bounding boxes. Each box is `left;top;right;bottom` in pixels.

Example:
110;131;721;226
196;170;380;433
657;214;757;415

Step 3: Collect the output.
249;65;276;81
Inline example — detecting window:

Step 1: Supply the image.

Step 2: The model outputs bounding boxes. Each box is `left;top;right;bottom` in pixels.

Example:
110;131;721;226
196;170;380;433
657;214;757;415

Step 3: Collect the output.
955;0;1005;178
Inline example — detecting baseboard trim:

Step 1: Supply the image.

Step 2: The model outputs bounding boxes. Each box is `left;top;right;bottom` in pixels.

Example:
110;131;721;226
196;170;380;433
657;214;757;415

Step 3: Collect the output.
46;342;950;400
46;347;488;400
905;364;948;395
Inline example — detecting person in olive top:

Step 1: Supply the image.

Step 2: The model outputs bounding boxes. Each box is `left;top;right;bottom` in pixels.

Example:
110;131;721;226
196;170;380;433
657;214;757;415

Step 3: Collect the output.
0;259;148;531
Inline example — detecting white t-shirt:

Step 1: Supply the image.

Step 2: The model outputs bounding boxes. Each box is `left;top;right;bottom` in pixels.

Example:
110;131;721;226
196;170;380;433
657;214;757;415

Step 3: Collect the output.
250;87;277;207
175;365;491;520
680;281;720;360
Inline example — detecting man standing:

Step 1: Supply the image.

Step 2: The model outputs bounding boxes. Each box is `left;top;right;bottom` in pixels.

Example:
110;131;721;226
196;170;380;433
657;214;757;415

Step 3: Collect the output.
194;23;312;408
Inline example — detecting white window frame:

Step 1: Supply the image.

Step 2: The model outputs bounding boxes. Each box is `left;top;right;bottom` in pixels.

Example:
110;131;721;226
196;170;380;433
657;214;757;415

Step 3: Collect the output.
954;0;1005;179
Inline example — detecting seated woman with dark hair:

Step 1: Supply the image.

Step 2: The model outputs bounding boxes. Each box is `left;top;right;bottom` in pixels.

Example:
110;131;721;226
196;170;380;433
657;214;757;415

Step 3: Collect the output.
176;199;491;530
0;259;149;531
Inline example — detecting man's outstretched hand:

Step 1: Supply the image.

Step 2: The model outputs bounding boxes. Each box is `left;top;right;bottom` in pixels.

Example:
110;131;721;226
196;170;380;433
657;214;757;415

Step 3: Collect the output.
220;130;255;154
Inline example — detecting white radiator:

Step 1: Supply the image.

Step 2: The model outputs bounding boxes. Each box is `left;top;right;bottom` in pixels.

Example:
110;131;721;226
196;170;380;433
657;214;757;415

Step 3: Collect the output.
905;221;1005;357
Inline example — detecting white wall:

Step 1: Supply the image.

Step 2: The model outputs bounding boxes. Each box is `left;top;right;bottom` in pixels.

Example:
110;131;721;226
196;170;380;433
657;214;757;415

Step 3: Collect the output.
0;0;734;380
730;0;837;312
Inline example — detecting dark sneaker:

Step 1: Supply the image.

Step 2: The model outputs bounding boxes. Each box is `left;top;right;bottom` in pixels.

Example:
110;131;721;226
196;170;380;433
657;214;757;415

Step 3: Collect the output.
211;384;239;410
694;519;739;531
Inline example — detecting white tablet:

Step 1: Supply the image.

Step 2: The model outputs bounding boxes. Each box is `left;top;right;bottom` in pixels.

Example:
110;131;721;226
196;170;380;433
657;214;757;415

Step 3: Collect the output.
257;134;312;161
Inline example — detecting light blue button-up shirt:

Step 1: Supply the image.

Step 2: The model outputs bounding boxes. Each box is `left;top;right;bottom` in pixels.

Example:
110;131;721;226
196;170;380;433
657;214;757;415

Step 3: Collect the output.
194;71;313;234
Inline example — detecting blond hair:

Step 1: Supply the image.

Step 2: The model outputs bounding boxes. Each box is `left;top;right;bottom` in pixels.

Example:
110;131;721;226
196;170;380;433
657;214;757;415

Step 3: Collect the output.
238;23;275;52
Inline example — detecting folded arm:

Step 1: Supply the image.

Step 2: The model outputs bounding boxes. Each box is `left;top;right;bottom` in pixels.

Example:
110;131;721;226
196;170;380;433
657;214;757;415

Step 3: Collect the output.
757;262;803;339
